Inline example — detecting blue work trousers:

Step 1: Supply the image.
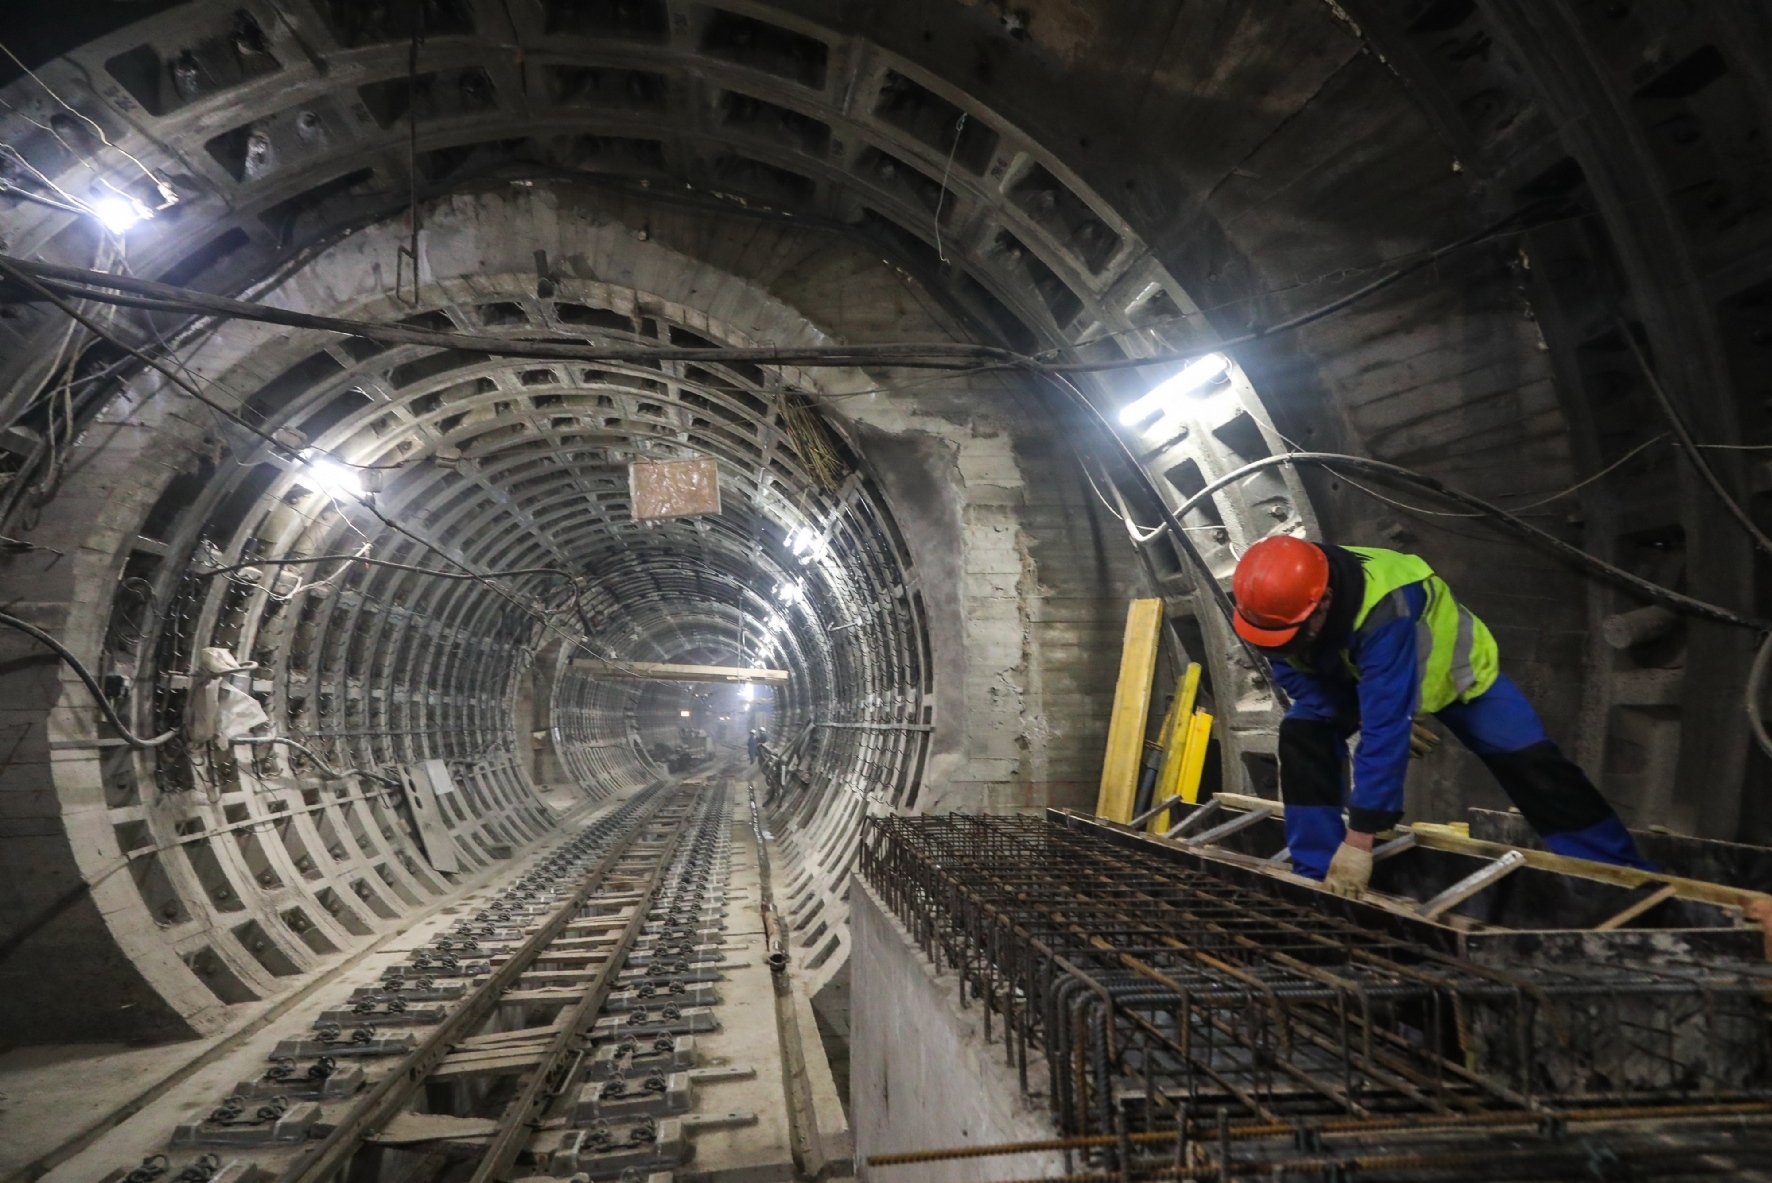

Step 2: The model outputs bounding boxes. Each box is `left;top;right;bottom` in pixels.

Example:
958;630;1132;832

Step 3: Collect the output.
1282;674;1654;880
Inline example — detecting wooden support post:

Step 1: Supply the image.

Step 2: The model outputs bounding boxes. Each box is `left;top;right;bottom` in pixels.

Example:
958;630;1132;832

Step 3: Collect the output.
1096;599;1165;823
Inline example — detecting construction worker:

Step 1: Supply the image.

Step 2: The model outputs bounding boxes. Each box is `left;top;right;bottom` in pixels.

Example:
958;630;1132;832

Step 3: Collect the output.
1230;535;1652;896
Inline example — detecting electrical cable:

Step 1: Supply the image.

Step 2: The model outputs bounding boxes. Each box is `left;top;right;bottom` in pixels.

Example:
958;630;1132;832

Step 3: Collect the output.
1164;450;1769;631
8;259;1009;370
1082;459;1168;545
0;610;176;748
933;112;966;266
2;251;651;669
0;35;169;189
1042;373;1277;686
1618;318;1772;557
1037;201;1563;375
0;256;294;455
235;736;402;787
0;203;1560;382
0;181;89;216
1749;633;1772;761
195;553;584;584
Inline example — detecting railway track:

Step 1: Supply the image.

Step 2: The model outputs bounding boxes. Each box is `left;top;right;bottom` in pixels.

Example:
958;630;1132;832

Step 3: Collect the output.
103;779;748;1183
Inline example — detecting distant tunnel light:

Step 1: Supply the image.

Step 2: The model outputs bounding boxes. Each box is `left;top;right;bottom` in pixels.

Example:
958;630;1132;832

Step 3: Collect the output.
90;194;151;234
680;709;692;717
1117;353;1231;426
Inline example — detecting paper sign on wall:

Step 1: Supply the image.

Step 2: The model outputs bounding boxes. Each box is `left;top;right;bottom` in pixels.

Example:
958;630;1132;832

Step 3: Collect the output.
630;457;721;521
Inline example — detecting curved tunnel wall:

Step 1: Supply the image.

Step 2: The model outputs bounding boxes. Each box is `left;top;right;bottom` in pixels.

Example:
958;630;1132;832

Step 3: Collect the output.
4;0;1772;1039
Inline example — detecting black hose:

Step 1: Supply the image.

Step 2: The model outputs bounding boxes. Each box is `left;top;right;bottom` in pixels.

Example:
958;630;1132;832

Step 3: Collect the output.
1165;451;1769;632
0;610;176;748
1;202;1558;380
236;736;401;787
1618;319;1772;557
1748;633;1772;761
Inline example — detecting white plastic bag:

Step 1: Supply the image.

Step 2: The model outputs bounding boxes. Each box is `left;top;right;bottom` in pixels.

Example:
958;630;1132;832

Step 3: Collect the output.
190;647;268;743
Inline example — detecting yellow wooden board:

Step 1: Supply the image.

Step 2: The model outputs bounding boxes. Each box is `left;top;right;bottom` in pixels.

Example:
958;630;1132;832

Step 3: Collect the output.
1147;664;1200;832
1095;598;1165;822
1178;709;1215;804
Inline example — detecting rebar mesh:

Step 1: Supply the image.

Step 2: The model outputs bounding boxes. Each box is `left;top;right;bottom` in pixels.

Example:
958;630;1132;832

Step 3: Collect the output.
860;813;1772;1145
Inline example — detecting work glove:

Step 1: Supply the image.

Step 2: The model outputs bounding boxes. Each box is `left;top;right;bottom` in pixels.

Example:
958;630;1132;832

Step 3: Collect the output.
1323;841;1373;898
1409;721;1441;759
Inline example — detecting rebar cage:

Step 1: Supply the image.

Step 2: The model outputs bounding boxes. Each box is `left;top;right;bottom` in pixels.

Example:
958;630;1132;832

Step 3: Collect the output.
859;814;1772;1177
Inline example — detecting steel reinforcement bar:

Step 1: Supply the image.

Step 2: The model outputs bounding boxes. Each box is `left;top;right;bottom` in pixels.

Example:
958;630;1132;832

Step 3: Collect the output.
859;813;1772;1180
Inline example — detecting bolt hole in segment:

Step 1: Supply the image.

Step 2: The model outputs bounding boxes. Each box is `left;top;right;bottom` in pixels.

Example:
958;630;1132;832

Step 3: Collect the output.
91;767;800;1183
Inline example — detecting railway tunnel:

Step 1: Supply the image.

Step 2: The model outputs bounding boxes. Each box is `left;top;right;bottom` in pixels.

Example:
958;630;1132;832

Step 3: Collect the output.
1;2;1772;1181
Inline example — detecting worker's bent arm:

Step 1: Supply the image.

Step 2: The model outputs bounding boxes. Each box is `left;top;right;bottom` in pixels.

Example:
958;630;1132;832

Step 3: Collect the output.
1271;658;1352;724
1346;588;1425;833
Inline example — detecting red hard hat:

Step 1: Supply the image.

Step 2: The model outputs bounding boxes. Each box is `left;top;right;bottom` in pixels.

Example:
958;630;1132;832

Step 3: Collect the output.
1232;535;1329;648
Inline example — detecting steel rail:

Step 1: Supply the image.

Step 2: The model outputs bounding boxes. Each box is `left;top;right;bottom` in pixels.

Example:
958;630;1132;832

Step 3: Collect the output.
272;787;684;1183
467;794;698;1183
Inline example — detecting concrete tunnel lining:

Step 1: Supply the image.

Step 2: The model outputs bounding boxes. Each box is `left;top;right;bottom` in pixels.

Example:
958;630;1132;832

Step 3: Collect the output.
0;0;1769;1120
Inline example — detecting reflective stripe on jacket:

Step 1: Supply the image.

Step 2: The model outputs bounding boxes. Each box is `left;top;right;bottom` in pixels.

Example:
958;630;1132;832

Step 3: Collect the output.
1272;546;1500;825
1341;546;1498;713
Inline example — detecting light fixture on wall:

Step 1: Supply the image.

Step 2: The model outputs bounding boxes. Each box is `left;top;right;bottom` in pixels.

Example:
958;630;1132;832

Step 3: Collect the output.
1117;353;1231;426
89;193;152;235
302;455;363;500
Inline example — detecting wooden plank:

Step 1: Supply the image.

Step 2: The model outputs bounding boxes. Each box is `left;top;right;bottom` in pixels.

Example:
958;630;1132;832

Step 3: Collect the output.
1147;664;1200;833
1177;710;1215;805
1095;598;1165;823
569;659;787;684
453;1024;565;1049
1595;883;1679;931
1210;791;1772;914
432;1047;548;1082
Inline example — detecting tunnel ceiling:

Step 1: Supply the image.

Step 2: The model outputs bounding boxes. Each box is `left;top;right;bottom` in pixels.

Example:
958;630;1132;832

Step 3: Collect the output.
6;0;1772;1041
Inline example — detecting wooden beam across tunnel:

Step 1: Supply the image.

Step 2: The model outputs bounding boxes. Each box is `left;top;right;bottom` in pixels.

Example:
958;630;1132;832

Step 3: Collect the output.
570;659;790;684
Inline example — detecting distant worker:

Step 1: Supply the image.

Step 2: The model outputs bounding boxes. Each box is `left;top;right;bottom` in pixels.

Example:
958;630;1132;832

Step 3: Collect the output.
1230;535;1652;896
747;729;760;763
